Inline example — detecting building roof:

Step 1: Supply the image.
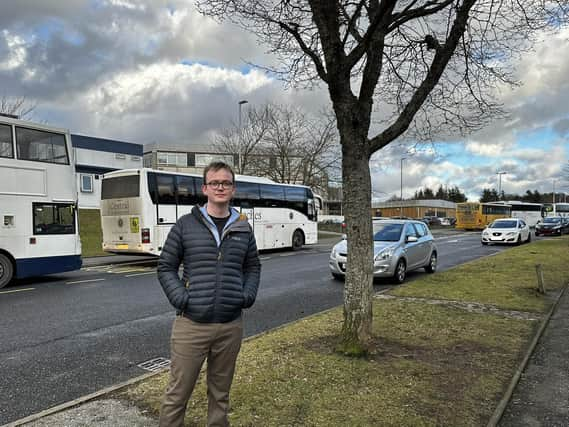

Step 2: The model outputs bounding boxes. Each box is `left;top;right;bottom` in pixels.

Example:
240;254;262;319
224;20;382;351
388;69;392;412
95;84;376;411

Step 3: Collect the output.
372;199;457;209
71;134;143;156
143;142;214;154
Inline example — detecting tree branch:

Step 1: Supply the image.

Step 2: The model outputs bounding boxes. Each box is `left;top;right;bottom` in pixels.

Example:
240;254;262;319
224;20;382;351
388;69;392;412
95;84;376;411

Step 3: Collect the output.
370;0;478;152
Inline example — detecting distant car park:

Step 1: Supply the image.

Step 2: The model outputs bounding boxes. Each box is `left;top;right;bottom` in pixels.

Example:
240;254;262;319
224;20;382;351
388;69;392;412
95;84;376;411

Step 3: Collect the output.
329;218;438;284
481;218;531;245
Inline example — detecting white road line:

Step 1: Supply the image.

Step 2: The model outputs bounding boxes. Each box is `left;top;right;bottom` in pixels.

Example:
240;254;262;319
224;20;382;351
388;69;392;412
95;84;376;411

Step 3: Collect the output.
66;278;106;285
0;287;35;295
279;253;298;257
114;268;152;274
259;257;271;261
125;271;157;277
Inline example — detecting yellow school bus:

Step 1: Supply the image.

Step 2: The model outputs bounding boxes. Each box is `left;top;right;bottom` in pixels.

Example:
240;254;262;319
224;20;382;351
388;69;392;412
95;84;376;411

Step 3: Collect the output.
455;202;511;230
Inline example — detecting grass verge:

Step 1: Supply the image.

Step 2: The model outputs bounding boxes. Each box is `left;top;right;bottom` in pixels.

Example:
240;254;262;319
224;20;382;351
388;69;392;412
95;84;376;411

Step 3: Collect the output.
78;209;108;257
116;237;569;426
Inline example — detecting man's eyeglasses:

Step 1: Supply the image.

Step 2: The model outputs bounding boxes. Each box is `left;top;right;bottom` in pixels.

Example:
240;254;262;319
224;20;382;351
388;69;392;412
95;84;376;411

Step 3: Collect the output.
205;181;234;189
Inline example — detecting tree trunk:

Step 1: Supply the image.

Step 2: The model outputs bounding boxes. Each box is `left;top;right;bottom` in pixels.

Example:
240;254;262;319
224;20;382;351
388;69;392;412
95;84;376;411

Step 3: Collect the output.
338;127;374;356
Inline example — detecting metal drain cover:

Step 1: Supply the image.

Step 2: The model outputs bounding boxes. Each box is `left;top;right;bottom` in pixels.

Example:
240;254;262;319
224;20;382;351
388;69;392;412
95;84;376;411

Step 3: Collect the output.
138;357;171;372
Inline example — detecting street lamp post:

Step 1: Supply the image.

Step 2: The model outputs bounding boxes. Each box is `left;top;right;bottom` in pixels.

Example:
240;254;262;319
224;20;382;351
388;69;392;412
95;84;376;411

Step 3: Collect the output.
552;179;557;204
496;171;507;200
238;100;248;173
400;157;406;216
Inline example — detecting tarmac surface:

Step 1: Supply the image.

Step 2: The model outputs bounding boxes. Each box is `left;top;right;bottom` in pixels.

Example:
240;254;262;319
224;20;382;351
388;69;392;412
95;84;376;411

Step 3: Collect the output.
5;230;568;427
499;286;569;427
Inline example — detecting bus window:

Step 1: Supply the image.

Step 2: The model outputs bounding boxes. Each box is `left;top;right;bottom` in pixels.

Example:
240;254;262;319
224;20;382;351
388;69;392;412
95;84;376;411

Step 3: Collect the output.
176;175;198;205
0;124;13;158
285;187;308;215
156;173;176;204
33;203;76;235
16;126;69;164
194;176;207;205
102;175;140;199
260;184;285;208
234;181;260;208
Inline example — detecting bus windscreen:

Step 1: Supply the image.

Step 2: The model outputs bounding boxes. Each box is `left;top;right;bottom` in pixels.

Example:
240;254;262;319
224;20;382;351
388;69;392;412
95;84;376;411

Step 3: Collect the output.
101;175;140;199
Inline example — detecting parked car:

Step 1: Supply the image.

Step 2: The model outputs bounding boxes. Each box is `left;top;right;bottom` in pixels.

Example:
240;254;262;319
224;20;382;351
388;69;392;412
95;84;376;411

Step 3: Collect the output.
535;216;568;236
440;217;456;226
420;216;442;226
329;219;438;284
481;218;531;245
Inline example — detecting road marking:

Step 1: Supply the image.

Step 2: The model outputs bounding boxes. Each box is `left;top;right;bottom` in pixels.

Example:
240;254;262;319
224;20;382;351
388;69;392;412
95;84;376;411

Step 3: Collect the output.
66;278;106;285
279;252;298;257
260;256;271;261
0;287;35;295
125;271;157;277
115;267;154;274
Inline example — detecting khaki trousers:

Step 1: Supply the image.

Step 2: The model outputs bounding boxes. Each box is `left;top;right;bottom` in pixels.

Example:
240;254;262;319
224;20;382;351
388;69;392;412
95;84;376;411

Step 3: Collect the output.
159;315;243;427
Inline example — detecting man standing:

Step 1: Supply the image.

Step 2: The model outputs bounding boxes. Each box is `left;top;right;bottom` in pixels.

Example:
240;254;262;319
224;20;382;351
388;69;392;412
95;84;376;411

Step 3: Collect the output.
158;161;261;427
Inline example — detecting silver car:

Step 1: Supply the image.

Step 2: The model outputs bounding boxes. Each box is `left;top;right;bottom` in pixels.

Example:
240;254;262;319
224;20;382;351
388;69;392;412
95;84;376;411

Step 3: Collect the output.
329;219;438;283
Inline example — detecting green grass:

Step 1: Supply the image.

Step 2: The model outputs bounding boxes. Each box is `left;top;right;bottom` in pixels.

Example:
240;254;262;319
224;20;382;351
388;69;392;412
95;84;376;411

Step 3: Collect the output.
391;237;569;312
114;236;569;426
78;209;108;257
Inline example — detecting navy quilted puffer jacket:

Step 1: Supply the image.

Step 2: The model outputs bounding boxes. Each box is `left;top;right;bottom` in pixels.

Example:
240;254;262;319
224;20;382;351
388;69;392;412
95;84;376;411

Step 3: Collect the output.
157;205;261;323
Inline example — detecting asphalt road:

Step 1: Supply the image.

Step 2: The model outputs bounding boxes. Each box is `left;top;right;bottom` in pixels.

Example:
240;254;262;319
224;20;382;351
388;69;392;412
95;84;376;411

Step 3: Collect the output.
0;230;522;424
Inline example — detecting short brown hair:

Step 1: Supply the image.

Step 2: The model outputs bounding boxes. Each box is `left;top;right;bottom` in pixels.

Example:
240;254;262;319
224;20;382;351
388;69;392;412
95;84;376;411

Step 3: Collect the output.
203;161;235;183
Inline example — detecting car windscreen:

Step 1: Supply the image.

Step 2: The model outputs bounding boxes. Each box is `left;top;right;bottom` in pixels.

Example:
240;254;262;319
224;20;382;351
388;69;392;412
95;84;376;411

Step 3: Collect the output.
543;217;561;224
373;223;403;242
489;220;517;228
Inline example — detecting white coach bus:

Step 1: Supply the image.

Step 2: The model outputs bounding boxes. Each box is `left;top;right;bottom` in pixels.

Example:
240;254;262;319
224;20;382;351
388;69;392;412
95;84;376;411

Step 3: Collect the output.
0;115;82;288
504;201;545;228
100;168;319;255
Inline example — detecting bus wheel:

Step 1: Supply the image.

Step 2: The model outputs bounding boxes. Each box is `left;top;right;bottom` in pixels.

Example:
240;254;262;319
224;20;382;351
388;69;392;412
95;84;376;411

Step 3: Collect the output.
0;254;14;289
292;230;304;251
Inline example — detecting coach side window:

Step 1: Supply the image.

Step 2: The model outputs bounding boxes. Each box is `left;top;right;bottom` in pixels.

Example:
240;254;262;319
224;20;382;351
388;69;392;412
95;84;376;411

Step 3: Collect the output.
156;174;175;204
233;181;260;208
176;175;198;205
260;184;285;208
0;124;13;158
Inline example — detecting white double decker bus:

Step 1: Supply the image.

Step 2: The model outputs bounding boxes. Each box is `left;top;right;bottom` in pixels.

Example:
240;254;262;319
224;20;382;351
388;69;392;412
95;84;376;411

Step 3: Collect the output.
100;168;318;255
0;115;82;288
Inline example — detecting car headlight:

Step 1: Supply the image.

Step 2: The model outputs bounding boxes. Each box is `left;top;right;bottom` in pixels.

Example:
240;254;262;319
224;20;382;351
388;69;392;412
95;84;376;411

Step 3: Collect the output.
331;248;337;258
553;226;561;230
506;232;516;236
375;248;394;261
482;231;489;236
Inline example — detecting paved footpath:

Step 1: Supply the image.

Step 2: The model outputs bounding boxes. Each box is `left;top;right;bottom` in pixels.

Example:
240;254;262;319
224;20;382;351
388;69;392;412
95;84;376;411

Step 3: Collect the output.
499;286;569;427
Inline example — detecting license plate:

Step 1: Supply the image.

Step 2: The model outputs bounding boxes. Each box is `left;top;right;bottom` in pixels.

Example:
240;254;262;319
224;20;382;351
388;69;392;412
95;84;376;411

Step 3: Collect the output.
116;244;129;250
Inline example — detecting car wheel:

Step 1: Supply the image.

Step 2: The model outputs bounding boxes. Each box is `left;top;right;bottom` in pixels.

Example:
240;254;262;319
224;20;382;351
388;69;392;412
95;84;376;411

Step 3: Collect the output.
425;252;437;273
526;233;531;243
331;273;344;281
393;259;406;284
291;230;304;251
516;235;522;245
0;253;14;289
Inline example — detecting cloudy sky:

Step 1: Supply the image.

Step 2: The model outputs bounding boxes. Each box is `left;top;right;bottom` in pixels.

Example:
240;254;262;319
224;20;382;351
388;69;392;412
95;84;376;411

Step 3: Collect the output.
2;0;568;202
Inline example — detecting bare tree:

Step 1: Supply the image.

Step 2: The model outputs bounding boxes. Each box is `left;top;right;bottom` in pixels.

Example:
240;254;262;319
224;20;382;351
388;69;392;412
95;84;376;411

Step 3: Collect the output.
213;105;271;174
215;102;341;191
0;95;37;120
255;103;308;183
198;0;567;354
